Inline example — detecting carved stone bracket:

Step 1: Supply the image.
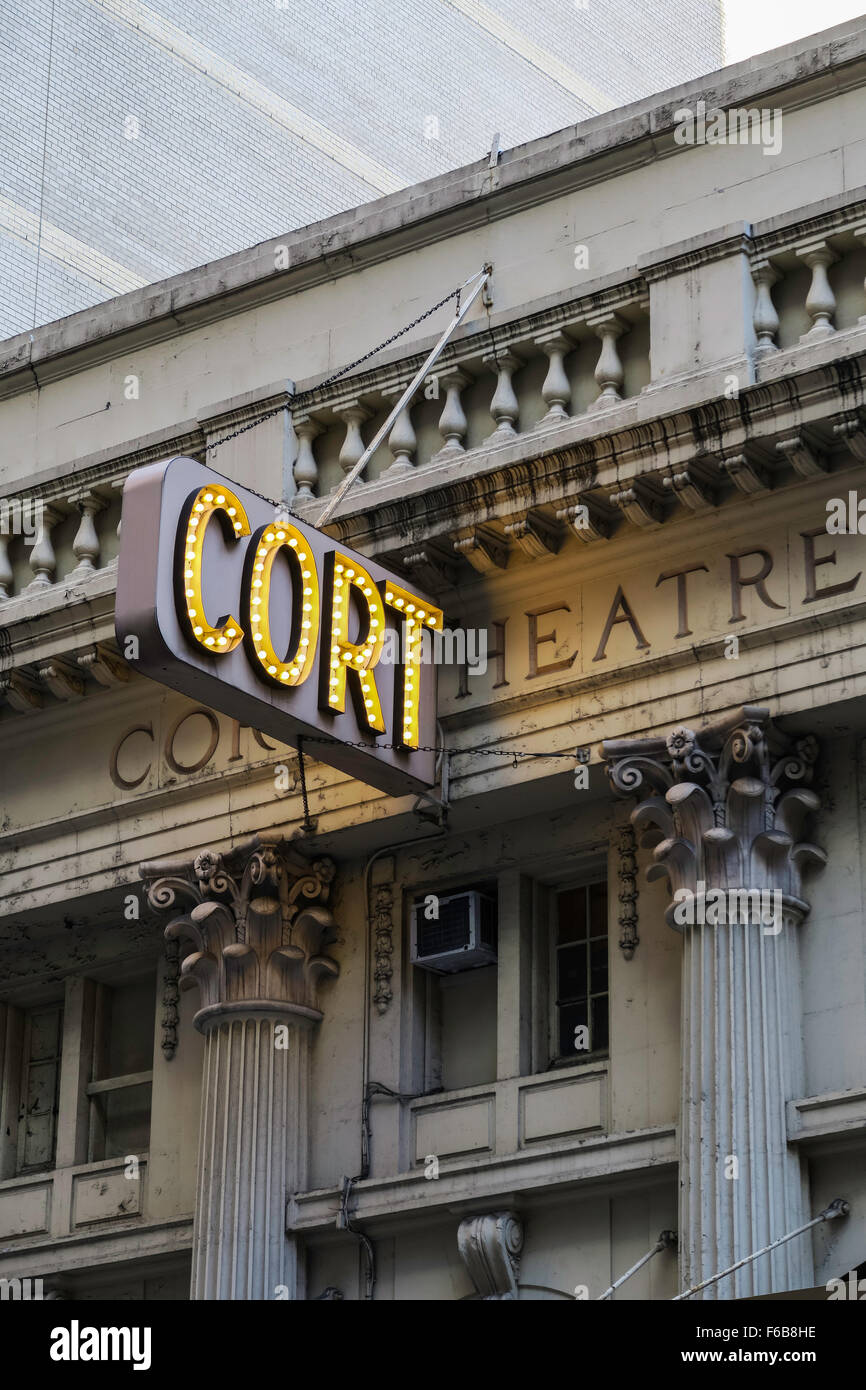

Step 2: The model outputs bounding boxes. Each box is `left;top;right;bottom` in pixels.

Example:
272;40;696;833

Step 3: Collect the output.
775;433;827;477
400;541;457;591
556;494;612;543
662;464;716;512
608;482;664;529
38;660;85;702
453;525;509;573
503;510;560;558
721;452;770;495
0;672;43;712
76;642;130;688
457;1211;524;1300
833;411;866;462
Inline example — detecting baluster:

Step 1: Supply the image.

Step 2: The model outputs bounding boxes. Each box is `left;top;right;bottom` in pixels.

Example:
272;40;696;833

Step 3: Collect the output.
24;504;61;591
752;259;780;355
853;225;866;324
483;349;521;438
435;368;471;457
536;330;574;424
68;491;106;578
796;241;837;341
113;476;125;549
0;532;11;599
293;416;323;499
337;403;371;476
384;392;416;475
588;314;627;409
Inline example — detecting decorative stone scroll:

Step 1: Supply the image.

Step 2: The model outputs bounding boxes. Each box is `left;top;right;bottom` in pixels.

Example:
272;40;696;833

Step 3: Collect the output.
457;1211;524;1300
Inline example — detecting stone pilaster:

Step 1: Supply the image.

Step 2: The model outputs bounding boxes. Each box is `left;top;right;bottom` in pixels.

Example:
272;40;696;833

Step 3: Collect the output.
601;707;824;1299
141;838;339;1301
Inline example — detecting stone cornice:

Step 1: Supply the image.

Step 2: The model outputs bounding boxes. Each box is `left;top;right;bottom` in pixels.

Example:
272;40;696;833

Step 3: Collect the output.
2;343;866;710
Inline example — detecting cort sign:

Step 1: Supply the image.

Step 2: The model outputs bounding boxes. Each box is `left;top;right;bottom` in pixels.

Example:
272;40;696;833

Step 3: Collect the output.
115;457;442;794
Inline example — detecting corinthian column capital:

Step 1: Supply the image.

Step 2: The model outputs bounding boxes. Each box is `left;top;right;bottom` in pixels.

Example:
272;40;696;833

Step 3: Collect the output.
601;704;825;927
141;837;339;1030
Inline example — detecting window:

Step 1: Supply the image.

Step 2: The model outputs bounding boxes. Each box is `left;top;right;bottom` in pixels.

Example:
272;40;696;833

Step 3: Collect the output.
87;977;155;1162
553;881;609;1060
411;880;499;1093
18;1003;63;1174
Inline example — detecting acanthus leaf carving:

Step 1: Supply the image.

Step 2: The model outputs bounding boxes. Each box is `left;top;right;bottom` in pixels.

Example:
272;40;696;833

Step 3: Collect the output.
141;836;339;1026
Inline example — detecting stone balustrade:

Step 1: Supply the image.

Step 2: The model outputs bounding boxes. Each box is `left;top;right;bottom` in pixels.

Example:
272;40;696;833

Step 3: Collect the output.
0;480;126;607
286;284;651;501
750;214;866;353
3;198;866;614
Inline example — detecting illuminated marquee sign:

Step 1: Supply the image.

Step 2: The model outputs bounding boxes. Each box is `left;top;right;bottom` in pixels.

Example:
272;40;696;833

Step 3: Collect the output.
115;457;442;795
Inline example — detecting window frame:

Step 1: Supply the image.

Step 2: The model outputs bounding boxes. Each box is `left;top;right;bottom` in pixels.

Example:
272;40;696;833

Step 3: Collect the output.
548;877;610;1068
16;1001;64;1175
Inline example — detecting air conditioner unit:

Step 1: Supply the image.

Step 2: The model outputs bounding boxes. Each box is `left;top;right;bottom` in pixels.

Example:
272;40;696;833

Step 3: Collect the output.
411;890;497;973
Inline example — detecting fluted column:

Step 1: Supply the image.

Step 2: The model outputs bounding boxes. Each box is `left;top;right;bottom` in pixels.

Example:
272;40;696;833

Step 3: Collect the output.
602;708;824;1299
142;839;339;1301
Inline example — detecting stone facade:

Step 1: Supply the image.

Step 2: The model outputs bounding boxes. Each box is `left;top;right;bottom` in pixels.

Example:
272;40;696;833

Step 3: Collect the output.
1;22;865;1300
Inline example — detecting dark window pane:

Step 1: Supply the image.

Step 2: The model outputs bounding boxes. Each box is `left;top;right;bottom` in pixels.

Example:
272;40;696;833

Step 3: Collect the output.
591;994;609;1052
558;999;588;1057
557;944;586;1002
20;1004;62;1172
557;888;587;943
590;938;608;993
29;1007;62;1062
589;882;608;937
103;1083;153;1161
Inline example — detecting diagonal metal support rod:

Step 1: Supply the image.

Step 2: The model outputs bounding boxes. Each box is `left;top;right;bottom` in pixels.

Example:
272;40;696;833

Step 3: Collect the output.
316;265;492;528
672;1198;850;1301
597;1230;677;1300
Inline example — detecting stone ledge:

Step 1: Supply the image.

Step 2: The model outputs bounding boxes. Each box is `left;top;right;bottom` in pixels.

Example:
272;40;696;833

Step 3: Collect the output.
288;1122;676;1233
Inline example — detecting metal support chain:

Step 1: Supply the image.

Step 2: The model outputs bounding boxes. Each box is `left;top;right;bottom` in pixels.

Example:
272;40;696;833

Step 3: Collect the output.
205;277;477;465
